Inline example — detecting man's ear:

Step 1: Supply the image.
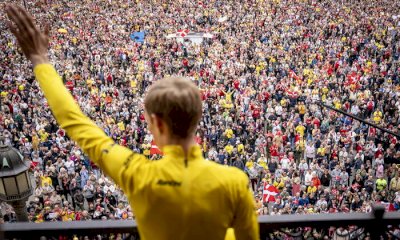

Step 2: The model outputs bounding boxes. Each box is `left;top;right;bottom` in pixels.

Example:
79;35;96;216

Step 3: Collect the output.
151;113;166;134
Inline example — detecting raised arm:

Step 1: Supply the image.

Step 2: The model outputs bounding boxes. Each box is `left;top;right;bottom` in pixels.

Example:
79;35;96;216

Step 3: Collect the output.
5;5;146;191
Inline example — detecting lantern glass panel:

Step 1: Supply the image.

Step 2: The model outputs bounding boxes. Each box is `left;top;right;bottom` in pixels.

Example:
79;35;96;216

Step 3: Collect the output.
27;172;31;188
4;177;18;196
0;180;5;195
17;173;29;192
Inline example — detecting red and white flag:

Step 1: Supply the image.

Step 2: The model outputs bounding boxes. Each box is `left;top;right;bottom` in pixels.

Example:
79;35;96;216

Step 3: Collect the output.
56;129;65;137
176;29;189;38
30;161;39;170
150;140;163;155
288;70;297;79
262;183;279;203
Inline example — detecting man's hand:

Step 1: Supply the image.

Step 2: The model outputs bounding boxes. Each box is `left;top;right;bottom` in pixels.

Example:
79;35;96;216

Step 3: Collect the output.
5;4;49;66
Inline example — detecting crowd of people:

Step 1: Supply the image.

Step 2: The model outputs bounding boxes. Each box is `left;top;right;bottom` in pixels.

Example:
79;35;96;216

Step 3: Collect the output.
0;0;400;227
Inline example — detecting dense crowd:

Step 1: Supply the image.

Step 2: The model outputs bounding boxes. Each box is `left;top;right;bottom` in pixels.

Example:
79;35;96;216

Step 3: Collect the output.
0;0;400;225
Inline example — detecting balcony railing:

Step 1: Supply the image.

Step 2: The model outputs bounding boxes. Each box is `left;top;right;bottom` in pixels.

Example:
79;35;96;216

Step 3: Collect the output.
1;205;400;239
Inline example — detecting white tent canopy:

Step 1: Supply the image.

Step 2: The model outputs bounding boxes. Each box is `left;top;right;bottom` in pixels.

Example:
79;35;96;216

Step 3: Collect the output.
166;32;215;44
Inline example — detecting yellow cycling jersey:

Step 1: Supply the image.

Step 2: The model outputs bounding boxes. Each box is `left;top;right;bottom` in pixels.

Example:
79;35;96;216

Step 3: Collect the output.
34;64;259;240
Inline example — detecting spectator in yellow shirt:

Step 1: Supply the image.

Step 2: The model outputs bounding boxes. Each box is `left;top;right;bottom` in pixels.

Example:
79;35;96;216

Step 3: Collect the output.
130;79;137;93
117;121;125;131
295;123;306;137
296;137;306;152
317;146;326;157
222;90;234;102
273;177;285;190
224;128;234;139
373;110;383;124
224;144;234;154
237;142;245;154
245;160;254;169
141;140;151;156
224;100;234;109
38;128;49;142
0;91;8;98
298;102;306;118
40;172;52;187
333;99;341;109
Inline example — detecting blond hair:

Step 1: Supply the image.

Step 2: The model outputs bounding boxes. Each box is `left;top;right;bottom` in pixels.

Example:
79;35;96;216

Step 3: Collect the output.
144;76;202;138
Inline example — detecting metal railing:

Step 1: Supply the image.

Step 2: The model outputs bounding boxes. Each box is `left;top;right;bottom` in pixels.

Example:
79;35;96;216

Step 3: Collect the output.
1;205;400;239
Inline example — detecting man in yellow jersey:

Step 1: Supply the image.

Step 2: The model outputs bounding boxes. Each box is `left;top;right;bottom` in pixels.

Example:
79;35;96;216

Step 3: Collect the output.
5;5;259;240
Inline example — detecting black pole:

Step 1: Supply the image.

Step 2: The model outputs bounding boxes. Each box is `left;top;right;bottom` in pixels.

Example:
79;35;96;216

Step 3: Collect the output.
317;101;400;139
23;0;27;9
370;204;385;240
10;200;29;222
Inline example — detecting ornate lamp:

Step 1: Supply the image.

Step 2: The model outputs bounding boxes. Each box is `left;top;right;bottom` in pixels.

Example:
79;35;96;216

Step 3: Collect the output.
0;137;33;221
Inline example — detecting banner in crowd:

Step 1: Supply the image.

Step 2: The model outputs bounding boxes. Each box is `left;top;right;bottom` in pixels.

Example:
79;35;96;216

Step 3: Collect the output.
130;32;145;43
166;31;215;45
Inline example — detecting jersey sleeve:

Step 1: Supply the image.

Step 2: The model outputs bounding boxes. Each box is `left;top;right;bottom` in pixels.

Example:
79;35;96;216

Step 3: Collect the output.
231;172;260;240
34;64;147;191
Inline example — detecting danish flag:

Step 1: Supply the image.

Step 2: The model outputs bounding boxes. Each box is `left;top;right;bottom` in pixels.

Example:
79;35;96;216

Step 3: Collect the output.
150;140;163;155
262;183;279;203
176;29;189;38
